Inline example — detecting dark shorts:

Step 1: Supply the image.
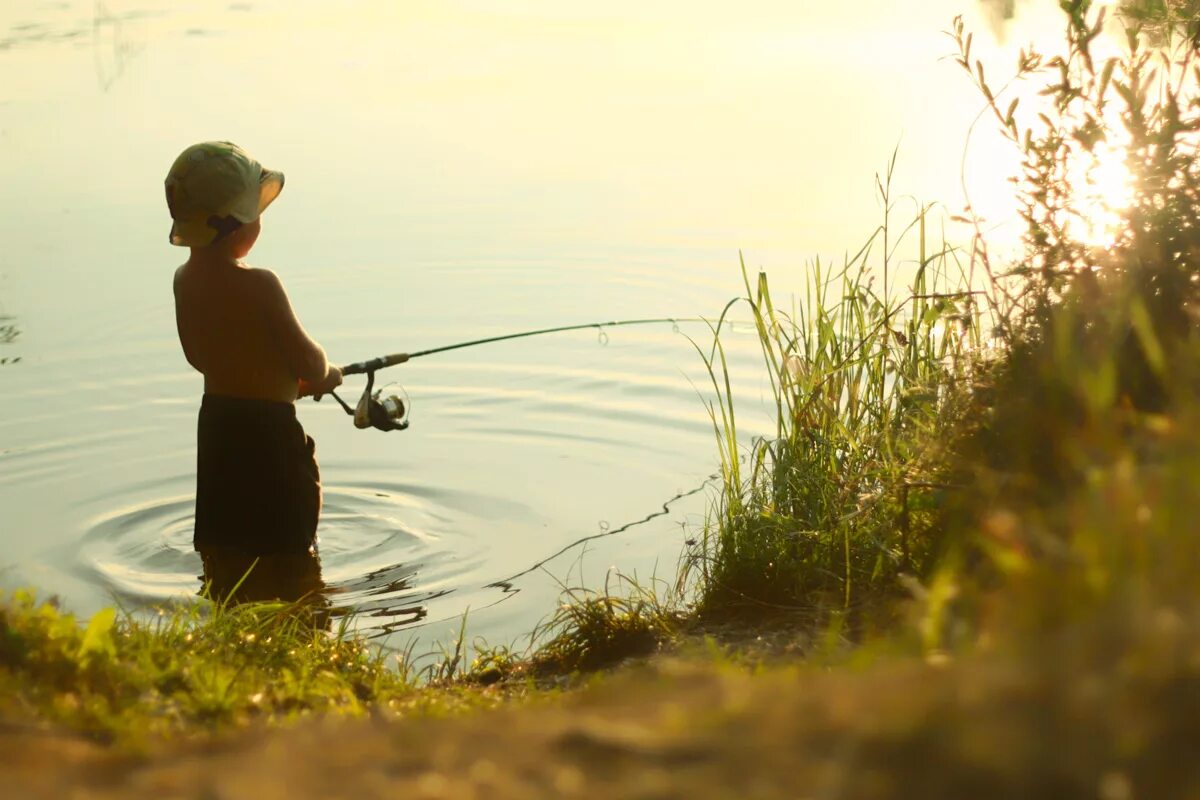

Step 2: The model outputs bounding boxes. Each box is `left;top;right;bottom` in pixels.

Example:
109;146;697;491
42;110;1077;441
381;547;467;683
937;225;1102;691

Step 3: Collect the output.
194;394;321;555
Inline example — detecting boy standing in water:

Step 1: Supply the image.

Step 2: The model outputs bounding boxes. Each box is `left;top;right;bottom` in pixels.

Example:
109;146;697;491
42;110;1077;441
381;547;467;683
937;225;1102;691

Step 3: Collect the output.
166;141;342;572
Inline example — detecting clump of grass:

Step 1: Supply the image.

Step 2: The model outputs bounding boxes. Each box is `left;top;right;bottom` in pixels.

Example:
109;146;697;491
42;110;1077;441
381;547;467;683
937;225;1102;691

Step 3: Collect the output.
686;159;982;616
688;0;1200;655
530;573;680;674
463;643;521;686
918;0;1200;642
0;588;415;743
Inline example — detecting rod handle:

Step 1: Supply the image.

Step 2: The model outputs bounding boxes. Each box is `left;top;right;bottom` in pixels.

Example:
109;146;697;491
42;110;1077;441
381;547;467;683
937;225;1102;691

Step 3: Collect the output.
341;352;410;376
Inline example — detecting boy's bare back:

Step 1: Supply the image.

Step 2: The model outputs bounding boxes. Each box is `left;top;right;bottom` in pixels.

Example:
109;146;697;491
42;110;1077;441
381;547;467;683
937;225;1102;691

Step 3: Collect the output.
174;255;330;403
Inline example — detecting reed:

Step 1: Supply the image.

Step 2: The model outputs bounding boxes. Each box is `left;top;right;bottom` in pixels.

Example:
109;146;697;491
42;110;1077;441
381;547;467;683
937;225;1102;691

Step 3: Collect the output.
685;157;982;616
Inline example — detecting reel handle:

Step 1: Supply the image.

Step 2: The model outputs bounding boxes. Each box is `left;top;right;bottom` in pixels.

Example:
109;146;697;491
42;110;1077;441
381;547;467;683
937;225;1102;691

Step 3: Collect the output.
342;353;409;376
318;369;410;433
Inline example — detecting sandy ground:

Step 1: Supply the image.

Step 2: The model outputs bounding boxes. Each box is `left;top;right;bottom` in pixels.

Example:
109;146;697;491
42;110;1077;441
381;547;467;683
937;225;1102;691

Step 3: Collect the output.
4;641;1198;800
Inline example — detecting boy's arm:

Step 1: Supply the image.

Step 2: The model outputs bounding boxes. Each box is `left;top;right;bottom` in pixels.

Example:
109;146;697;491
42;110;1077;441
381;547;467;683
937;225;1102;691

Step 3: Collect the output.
172;267;201;372
255;269;331;384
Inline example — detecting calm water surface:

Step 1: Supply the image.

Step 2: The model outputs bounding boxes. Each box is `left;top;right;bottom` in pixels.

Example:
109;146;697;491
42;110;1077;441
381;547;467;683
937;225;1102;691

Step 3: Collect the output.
0;0;1061;651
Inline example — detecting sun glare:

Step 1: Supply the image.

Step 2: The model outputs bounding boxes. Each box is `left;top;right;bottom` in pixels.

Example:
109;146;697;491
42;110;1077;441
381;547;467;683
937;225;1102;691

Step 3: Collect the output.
1068;139;1136;248
965;130;1136;255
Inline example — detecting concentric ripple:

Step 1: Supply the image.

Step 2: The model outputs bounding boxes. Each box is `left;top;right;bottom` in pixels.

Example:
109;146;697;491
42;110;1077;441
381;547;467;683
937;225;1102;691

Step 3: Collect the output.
73;481;493;634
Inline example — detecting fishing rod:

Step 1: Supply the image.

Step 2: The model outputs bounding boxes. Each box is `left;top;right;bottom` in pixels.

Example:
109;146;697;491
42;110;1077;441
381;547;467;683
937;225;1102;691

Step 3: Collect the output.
318;317;701;432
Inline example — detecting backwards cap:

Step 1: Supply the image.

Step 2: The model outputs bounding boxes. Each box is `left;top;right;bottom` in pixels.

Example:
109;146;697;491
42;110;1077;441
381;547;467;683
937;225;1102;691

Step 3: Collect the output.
164;141;284;247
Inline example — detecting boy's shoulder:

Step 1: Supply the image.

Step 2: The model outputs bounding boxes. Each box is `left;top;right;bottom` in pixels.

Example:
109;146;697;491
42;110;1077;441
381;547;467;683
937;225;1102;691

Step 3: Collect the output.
174;263;291;321
173;261;282;291
245;265;284;288
242;267;291;312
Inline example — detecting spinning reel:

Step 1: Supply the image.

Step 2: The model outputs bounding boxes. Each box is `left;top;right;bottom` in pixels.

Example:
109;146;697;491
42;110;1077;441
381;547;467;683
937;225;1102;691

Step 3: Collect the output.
321;354;412;432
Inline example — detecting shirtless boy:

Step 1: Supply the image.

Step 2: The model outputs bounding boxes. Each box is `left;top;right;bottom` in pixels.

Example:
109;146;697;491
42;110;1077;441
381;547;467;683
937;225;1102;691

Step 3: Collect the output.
167;141;342;563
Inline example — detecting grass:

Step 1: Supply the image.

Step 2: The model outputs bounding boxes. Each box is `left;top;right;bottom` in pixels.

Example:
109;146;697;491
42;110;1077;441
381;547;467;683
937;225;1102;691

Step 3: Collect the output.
0;588;526;744
922;0;1200;640
678;0;1200;669
0;566;687;744
683;156;983;619
529;572;681;674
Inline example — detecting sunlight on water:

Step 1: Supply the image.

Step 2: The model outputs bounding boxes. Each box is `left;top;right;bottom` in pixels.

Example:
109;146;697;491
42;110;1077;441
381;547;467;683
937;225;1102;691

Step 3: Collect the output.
0;0;1103;651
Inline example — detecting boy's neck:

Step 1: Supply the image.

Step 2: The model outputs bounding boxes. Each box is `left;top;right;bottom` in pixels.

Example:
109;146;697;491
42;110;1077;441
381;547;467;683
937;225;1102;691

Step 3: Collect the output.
189;247;245;269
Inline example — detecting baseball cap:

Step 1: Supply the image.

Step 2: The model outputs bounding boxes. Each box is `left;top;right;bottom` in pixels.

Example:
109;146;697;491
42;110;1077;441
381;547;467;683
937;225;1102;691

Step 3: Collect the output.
164;141;284;247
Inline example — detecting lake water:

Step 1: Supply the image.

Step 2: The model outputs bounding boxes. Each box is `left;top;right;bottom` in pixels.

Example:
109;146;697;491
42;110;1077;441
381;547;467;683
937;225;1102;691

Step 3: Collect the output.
0;0;1066;654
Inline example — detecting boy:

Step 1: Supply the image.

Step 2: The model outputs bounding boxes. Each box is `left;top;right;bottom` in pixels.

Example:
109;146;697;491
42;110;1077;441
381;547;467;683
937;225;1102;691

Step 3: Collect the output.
166;141;342;566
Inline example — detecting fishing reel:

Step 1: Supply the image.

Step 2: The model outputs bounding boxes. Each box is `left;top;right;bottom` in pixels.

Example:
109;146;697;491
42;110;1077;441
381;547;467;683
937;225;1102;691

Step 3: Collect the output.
322;368;410;432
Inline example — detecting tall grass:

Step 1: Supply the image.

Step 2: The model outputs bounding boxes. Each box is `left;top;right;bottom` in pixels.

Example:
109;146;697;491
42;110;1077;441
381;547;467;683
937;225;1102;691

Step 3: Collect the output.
689;0;1200;653
686;157;985;614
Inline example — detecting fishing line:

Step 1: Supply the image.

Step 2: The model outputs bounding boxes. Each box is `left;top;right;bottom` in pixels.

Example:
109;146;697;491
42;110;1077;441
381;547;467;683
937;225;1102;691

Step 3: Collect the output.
321;317;703;432
353;473;722;645
485;472;721;592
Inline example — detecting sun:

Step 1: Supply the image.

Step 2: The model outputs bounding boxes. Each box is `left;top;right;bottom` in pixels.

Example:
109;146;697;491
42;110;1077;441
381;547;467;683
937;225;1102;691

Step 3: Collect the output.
1067;139;1136;249
962;115;1137;255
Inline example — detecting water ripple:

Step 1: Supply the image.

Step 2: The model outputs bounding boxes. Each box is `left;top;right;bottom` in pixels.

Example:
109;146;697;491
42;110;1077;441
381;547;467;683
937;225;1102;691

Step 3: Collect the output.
71;481;498;634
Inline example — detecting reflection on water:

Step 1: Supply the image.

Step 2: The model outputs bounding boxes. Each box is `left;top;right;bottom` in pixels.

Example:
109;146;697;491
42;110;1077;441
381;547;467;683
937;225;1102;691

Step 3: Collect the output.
199;546;331;629
333;560;453;638
63;462;712;639
0;312;19;366
0;1;146;87
0;16;88;51
200;549;455;637
93;0;143;91
70;478;499;638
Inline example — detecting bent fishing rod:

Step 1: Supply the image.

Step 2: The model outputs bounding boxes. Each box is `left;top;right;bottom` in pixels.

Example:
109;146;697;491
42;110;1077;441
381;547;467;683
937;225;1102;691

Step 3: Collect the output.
318;317;701;432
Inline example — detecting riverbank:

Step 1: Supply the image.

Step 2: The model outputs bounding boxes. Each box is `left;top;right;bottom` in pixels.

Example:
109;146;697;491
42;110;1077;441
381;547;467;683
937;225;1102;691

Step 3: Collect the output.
7;596;1200;799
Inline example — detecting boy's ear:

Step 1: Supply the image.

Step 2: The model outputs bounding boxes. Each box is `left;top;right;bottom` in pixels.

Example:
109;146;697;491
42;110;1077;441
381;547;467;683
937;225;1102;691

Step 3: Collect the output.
207;215;245;243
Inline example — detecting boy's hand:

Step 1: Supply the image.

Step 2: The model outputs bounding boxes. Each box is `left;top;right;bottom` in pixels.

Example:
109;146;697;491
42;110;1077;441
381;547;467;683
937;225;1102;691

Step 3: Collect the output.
299;365;344;399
